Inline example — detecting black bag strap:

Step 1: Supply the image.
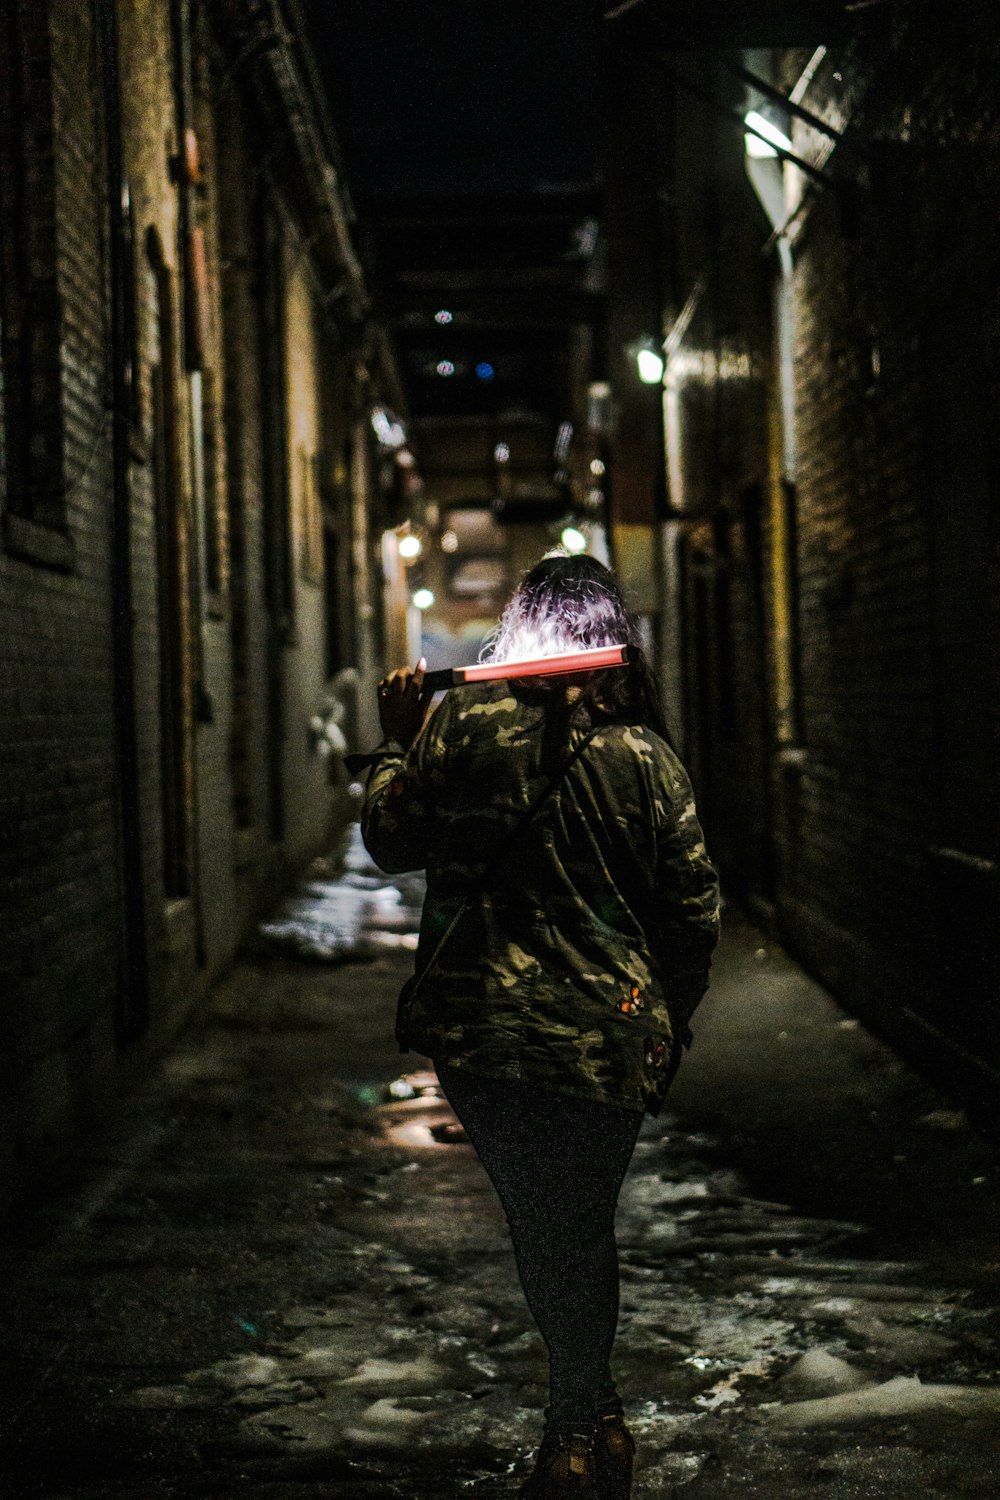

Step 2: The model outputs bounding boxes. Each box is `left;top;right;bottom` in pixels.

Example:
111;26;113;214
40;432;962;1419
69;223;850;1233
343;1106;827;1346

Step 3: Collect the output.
404;723;602;1006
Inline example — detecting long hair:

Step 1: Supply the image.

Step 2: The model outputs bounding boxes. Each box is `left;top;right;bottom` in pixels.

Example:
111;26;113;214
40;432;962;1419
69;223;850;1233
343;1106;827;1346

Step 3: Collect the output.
481;553;679;753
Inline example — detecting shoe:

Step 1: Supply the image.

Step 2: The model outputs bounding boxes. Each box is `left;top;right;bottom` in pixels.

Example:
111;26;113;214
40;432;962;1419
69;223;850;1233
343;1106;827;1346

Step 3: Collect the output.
593;1411;635;1500
517;1429;601;1498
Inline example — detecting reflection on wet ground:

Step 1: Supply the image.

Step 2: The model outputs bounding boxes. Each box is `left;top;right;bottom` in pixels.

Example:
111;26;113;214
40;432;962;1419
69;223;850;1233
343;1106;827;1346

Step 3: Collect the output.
1;821;999;1498
256;824;425;962
98;1062;1000;1499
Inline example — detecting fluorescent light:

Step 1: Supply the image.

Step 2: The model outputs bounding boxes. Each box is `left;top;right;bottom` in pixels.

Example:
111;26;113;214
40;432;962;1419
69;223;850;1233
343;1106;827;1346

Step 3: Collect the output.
744;110;793;159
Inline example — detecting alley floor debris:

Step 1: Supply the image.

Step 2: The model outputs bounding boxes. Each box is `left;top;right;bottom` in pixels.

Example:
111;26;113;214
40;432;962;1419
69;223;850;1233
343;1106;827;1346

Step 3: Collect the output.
2;825;1000;1498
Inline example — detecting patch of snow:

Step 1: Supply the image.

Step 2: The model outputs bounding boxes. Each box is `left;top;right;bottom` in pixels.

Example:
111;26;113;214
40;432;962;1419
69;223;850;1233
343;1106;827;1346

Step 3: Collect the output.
341;1355;446;1390
185;1354;283;1389
776;1349;876;1397
917;1108;968;1130
768;1373;1000;1429
693;1357;772;1409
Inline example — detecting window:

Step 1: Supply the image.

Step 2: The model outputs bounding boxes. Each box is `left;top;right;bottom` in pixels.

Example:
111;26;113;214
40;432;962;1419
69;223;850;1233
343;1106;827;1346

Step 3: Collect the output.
0;1;74;569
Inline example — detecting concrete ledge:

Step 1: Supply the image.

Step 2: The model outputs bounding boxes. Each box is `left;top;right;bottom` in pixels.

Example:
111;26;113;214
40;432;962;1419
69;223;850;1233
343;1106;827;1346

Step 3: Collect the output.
776;891;916;1033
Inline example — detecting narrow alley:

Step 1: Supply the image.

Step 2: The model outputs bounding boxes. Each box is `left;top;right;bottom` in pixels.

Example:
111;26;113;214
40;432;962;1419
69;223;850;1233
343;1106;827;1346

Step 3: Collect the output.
2;2;999;1497
2;831;999;1498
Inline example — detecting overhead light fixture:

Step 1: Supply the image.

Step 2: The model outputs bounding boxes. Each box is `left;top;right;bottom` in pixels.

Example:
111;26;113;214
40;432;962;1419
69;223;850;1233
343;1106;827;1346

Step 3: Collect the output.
590;458;605;477
636;346;665;385
494;442;510;463
436;360;455;377
744;109;793;160
370;405;406;449
398;533;422;560
412;588;435;610
435;309;453;324
560;526;587;554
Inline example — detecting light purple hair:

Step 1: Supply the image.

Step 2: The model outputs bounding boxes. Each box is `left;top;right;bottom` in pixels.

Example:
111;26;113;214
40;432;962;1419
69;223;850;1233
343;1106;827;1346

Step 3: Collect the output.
479;551;677;748
481;551;637;664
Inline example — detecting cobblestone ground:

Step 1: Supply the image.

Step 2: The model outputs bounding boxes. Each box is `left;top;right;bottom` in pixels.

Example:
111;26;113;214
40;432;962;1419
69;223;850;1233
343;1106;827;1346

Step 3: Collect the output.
2;827;1000;1499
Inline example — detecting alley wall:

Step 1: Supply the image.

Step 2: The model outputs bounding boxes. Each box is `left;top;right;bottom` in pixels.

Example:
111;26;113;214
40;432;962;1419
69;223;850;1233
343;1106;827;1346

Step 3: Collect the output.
640;15;999;1113
0;0;398;1206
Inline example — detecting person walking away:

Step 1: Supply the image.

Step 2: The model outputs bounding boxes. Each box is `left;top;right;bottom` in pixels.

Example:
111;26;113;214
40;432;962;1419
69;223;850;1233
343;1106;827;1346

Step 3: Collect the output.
360;554;721;1498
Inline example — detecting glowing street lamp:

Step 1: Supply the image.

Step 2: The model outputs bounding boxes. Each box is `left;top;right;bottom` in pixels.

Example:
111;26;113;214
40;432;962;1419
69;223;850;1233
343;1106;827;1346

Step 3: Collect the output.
560;525;587;554
636;345;665;385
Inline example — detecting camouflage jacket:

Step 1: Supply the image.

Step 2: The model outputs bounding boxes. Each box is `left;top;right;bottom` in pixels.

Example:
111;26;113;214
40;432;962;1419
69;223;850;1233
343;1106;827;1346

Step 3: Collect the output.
361;679;721;1116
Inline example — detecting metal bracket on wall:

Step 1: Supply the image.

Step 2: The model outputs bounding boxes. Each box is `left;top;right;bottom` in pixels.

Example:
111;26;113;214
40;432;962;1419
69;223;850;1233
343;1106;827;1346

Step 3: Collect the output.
647;54;842;190
717;57;865;159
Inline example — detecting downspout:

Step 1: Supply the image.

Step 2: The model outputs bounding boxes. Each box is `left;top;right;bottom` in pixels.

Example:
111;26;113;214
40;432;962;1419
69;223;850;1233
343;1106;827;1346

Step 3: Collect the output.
775;238;796;484
170;0;209;966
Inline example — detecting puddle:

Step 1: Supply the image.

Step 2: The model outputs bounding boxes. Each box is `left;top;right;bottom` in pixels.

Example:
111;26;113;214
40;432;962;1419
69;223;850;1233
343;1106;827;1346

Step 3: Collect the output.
388;1118;473;1150
257;823;425;961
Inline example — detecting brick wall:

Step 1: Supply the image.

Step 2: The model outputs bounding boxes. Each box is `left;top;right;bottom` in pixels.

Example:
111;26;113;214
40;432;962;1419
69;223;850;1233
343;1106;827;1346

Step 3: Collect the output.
0;0;390;1206
0;0;121;1188
656;15;1000;1108
778;19;1000;1092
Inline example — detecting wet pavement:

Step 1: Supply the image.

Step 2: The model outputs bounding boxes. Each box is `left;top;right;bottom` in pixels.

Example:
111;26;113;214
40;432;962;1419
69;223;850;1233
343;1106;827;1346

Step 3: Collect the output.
2;825;1000;1499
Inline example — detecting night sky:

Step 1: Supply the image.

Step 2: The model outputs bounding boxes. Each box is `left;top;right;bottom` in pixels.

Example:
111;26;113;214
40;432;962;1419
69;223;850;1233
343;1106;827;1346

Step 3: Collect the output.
302;0;602;201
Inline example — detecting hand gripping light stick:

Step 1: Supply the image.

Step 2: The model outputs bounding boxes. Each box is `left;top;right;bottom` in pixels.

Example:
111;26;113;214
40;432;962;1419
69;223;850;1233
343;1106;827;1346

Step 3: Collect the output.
343;642;634;774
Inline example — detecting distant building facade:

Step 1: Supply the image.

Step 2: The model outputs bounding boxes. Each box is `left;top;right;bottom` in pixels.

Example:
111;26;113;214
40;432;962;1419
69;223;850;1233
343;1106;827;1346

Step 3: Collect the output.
0;0;403;1203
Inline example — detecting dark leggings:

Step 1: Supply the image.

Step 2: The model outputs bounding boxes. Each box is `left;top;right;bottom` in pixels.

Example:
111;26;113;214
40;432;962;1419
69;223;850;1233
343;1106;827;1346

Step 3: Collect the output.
433;1059;644;1434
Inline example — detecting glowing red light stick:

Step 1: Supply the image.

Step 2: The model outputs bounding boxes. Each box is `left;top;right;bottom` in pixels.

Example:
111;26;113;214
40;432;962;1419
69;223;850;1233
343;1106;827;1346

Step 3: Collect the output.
342;644;634;773
421;641;633;692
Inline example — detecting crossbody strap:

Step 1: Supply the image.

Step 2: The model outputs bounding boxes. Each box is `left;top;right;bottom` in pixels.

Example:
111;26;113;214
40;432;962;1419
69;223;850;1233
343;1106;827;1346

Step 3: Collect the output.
405;723;602;1004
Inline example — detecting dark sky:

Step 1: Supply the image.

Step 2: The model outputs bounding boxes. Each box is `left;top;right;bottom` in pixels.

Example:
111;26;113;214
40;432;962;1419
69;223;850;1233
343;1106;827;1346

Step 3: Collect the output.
302;0;601;200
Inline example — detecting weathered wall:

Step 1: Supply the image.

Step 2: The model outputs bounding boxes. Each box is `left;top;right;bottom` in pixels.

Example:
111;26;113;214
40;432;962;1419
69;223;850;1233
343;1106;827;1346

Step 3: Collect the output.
657;16;1000;1108
0;0;390;1206
775;24;1000;1090
0;0;122;1189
